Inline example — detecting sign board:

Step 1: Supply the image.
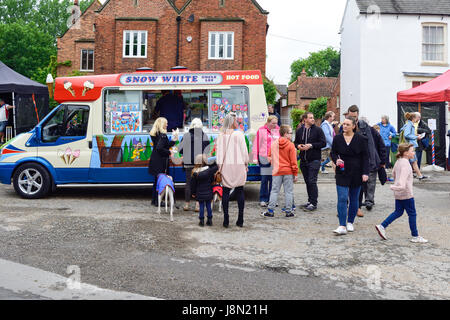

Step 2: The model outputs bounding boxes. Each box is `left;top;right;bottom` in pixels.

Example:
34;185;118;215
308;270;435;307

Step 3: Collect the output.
428;119;437;131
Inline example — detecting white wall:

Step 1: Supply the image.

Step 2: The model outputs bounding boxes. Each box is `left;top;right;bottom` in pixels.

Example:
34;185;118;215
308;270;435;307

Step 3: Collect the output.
340;0;361;120
359;13;450;128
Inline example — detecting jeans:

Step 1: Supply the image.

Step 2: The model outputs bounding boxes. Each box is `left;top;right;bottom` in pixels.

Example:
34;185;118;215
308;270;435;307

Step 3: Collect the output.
199;201;212;219
268;175;294;212
184;167;193;202
416;149;423;168
381;198;418;237
222;186;244;225
151;175;158;205
259;175;272;203
300;160;320;206
320;148;331;171
337;185;361;226
359;170;377;208
385;146;392;168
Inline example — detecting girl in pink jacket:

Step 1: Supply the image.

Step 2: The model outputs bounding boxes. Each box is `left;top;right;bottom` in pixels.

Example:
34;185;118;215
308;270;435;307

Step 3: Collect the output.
375;143;428;243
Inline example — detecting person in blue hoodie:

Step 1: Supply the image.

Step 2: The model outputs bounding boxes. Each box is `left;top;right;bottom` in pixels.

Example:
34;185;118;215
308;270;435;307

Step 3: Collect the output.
400;112;427;180
377;115;397;169
320;111;335;173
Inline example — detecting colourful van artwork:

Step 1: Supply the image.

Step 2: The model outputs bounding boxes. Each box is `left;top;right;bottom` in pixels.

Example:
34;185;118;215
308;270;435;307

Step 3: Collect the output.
0;69;268;198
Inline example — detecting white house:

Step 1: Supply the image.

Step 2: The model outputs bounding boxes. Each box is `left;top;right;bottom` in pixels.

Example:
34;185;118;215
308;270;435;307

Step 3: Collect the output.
340;0;450;129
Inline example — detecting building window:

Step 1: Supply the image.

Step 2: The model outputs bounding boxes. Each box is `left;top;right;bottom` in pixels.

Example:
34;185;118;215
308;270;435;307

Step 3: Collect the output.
209;32;234;60
123;31;147;58
80;49;94;71
412;81;428;88
422;24;447;63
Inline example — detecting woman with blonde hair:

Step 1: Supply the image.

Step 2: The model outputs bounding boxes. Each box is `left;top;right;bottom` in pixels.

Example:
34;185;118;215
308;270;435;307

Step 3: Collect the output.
216;113;249;228
148;117;178;206
178;118;210;211
399;112;427;180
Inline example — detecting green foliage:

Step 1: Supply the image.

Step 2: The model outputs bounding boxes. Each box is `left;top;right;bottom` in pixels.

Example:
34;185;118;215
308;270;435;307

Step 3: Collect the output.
290;108;306;131
263;78;277;105
290;47;340;84
123;142;130;162
0;23;55;79
0;0;94;88
308;97;329;120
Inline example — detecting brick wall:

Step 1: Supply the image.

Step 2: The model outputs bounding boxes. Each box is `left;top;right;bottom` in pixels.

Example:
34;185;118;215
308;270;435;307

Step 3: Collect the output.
57;0;267;76
57;0;102;76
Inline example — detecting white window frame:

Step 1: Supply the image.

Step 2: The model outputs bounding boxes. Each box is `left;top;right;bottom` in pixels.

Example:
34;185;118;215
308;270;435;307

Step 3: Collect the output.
123;30;148;58
422;23;448;66
208;31;234;60
80;49;94;72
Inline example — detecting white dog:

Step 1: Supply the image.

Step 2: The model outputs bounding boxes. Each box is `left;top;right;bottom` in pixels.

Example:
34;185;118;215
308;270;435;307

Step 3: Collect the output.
156;174;175;222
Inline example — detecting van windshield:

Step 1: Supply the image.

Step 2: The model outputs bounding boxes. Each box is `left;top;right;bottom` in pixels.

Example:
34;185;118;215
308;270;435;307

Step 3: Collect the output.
103;87;249;134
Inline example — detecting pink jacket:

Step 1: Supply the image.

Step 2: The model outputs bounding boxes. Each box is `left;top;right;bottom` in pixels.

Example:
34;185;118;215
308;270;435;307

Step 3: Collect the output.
390;158;414;200
252;124;280;162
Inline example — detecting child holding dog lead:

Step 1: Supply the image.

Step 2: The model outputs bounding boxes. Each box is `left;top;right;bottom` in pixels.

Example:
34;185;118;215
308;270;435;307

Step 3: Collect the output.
191;154;218;227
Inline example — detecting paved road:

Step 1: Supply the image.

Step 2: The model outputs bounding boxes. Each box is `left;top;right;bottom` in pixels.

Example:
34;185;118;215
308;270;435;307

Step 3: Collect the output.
0;170;449;300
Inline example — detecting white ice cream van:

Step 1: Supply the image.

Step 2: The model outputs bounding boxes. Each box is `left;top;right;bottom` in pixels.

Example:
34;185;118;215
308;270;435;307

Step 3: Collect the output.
0;68;269;198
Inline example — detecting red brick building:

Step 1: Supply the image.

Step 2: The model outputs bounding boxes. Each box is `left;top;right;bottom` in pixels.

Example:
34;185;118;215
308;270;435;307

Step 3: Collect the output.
57;0;268;76
285;69;338;123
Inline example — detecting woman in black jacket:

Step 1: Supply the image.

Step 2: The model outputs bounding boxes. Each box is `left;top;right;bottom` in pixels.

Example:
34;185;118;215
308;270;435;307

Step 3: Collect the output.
178;118;211;211
190;155;218;227
148;117;177;206
331;116;369;235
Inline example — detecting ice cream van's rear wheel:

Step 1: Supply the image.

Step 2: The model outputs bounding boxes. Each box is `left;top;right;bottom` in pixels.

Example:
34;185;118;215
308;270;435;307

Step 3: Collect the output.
13;163;51;199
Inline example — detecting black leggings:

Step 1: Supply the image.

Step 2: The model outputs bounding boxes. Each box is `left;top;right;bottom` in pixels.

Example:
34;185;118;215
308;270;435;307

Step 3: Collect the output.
222;186;245;224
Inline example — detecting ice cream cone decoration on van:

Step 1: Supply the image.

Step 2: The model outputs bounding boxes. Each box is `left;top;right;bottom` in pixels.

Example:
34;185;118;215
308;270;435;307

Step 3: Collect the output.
82;80;94;96
64;81;75;96
65;147;72;163
58;150;67;164
70;149;80;164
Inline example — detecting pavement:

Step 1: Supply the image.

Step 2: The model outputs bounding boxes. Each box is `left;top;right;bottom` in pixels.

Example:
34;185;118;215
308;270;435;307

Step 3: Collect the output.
0;167;449;300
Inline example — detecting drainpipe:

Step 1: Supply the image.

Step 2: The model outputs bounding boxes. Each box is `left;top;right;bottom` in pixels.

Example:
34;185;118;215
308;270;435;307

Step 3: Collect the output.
176;15;181;66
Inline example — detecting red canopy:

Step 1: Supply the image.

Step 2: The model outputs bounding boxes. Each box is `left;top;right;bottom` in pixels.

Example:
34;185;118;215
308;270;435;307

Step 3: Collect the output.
397;69;450;102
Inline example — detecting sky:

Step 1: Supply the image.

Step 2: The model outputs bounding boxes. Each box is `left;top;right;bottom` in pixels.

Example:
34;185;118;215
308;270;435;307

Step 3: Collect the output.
256;0;348;85
97;0;348;85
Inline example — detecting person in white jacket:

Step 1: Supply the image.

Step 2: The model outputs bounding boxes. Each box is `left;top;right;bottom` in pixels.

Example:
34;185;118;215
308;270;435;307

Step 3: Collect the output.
375;143;428;243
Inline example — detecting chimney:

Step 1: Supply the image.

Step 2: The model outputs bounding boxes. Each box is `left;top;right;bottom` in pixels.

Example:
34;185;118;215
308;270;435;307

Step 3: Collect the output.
301;68;307;78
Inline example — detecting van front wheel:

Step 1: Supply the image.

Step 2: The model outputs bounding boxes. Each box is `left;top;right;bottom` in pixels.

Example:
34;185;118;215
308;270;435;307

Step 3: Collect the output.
13;163;51;199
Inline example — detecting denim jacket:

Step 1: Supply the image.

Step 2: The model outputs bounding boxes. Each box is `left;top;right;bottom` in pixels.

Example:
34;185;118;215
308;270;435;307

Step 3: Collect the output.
401;120;418;148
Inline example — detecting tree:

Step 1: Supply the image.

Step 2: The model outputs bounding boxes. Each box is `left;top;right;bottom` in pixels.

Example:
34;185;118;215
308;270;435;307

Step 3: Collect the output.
263;78;277;105
290;47;340;84
308;97;329;120
0;0;36;24
290;108;306;131
0;23;55;79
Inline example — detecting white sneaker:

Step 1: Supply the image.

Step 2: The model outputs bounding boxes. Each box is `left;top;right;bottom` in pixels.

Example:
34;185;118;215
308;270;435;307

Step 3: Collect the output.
375;225;387;240
333;226;347;235
346;223;354;232
321;170;328;174
411;236;428;243
260;202;268;207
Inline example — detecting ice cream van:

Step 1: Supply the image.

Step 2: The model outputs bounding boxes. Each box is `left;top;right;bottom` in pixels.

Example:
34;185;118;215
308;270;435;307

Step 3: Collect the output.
0;68;269;198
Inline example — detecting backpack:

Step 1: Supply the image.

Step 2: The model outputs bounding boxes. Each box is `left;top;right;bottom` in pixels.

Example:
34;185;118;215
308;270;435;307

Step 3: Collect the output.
399;129;406;144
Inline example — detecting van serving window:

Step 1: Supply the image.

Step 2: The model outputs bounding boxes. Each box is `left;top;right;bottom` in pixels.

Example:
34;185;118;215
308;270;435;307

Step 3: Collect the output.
104;89;142;134
209;87;249;131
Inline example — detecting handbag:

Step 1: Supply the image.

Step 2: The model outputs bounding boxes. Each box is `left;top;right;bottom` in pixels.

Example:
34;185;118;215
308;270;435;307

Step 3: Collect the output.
214;133;232;184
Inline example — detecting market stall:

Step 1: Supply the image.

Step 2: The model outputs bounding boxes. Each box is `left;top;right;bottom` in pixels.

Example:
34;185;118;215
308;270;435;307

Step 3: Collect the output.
397;69;450;170
0;61;49;136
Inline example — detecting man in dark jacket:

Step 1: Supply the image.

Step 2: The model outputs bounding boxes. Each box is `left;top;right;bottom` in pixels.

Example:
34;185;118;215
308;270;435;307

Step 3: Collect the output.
415;112;431;168
268;104;281;126
155;91;185;131
346;105;386;214
294;112;326;212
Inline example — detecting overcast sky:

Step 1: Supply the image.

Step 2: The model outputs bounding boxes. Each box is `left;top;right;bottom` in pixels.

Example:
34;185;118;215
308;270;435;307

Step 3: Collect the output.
257;0;348;85
98;0;347;85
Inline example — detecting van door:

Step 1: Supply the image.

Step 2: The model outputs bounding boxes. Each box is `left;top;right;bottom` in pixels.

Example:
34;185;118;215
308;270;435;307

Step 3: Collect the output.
38;104;92;183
